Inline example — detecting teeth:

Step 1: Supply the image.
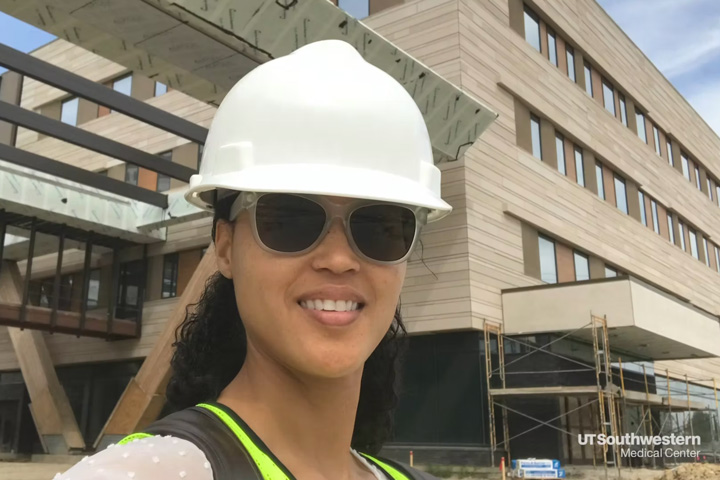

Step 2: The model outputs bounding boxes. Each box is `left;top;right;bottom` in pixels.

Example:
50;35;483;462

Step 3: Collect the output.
300;299;361;312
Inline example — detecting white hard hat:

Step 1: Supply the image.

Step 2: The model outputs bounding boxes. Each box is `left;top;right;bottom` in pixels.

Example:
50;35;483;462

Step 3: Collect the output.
185;39;452;223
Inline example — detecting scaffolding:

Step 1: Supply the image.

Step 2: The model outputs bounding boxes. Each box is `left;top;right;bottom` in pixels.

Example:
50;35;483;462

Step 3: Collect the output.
483;314;720;478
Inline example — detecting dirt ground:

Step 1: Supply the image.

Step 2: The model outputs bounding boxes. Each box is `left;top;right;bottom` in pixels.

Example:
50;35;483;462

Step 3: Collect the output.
669;463;720;480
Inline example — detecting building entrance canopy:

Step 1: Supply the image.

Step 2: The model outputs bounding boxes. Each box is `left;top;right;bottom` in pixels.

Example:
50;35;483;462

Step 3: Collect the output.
502;276;720;360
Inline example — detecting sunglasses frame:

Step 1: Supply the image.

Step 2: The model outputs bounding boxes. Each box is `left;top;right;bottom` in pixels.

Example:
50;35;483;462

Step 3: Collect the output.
229;191;428;265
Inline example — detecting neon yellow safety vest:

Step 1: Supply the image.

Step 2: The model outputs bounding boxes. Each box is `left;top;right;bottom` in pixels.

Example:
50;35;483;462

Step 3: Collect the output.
119;403;411;480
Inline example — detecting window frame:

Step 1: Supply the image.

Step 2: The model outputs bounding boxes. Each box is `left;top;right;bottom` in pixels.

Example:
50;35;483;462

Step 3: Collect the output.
689;229;699;260
584;63;593;96
556;133;566;175
667;214;675;245
125;164;139;186
652;125;661;156
538;235;558;284
523;6;542;53
681;153;691;181
708;178;714;202
651;200;659;234
547;29;558;66
530;114;542;160
638;191;647;226
566;45;576;82
60;96;79;126
618;94;628;127
635;111;647;143
602;79;615;115
604;265;618;278
694;166;701;190
715;245;720;273
86;268;101;309
573;250;590;282
666;140;674;166
161;253;179;299
703;237;711;267
595;162;605;200
614;175;628;214
679;221;686;251
574;145;585;187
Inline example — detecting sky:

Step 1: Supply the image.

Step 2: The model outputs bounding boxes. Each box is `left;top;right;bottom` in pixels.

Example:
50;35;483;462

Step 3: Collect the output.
0;3;716;136
596;0;720;137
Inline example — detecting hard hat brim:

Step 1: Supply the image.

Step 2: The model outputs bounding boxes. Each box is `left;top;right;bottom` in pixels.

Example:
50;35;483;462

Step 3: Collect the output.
185;163;453;223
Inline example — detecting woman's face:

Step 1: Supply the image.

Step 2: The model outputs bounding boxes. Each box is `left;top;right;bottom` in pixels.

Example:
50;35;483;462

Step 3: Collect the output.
215;196;407;379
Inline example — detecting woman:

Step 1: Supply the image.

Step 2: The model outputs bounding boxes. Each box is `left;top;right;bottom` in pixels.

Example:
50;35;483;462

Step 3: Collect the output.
55;39;450;480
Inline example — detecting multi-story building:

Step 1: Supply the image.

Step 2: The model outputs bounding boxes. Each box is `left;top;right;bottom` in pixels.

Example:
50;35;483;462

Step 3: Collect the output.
1;0;719;470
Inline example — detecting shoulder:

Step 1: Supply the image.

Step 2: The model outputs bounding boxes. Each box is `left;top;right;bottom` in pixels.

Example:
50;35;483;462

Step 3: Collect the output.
52;435;213;480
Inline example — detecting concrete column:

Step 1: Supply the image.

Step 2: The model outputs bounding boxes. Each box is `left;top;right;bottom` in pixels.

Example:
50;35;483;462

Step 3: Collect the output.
583;151;598;195
540;118;557;168
508;0;525;37
626;181;641;222
514;98;532;154
589;256;605;279
0;71;23;145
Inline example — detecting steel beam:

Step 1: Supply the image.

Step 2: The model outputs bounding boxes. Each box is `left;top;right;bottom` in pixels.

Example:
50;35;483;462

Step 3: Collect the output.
0;143;167;208
50;225;65;332
0;102;195;182
0;43;207;144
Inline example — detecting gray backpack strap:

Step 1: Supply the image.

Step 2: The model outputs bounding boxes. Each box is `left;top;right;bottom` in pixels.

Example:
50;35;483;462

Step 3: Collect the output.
143;406;261;480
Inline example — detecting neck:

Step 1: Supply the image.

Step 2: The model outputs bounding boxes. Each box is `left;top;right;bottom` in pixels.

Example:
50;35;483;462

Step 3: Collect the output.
217;343;370;480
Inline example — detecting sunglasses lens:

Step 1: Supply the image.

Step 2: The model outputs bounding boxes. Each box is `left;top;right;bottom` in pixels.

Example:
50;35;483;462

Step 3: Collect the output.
255;194;326;252
350;205;417;262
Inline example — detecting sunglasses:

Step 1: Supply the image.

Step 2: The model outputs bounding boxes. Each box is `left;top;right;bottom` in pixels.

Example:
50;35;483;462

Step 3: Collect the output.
228;192;427;264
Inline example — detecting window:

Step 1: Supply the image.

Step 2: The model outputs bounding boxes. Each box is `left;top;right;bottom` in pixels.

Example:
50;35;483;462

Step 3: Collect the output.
667;140;674;166
652;126;661;156
695;166;701;190
667;214;675;245
715;246;720;273
651;200;659;234
679;221;686;251
60;97;79;126
524;7;541;52
125;164;139;185
602;79;615;115
614;175;628;214
112;74;132;96
566;46;576;82
689;229;699;260
338;0;369;19
573;251;590;281
156;150;173;192
703;238;711;267
605;266;618;278
681;153;691;181
157;174;171;192
574;146;585;187
584;63;593;96
638;191;647;226
547;30;558;66
538;235;557;284
636;111;647;143
708;179;714;201
116;260;144;320
596;162;605;200
154;82;168;97
556;134;566;175
530;114;542;160
717;185;720;205
619;94;628;126
161;253;179;299
86;269;101;309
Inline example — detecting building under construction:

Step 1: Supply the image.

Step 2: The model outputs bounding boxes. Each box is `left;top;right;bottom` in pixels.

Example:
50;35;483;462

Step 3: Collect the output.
1;0;720;473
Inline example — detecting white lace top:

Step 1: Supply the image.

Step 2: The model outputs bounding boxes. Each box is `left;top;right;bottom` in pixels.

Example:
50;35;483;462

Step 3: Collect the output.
53;434;386;479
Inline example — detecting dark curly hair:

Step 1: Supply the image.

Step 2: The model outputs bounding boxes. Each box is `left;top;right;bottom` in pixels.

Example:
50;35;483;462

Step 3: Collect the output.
166;193;408;453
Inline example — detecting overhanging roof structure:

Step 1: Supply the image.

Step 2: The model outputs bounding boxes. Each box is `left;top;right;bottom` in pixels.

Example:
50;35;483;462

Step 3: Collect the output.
502;276;720;360
0;0;497;164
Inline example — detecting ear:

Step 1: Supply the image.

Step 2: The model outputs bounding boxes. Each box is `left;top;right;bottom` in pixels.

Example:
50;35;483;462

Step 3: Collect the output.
214;219;234;279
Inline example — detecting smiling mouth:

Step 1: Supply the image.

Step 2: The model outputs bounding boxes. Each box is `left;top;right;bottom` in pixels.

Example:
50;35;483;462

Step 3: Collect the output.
298;299;365;312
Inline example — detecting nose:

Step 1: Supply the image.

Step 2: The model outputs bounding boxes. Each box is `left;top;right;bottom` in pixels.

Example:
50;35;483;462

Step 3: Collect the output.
310;219;361;273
